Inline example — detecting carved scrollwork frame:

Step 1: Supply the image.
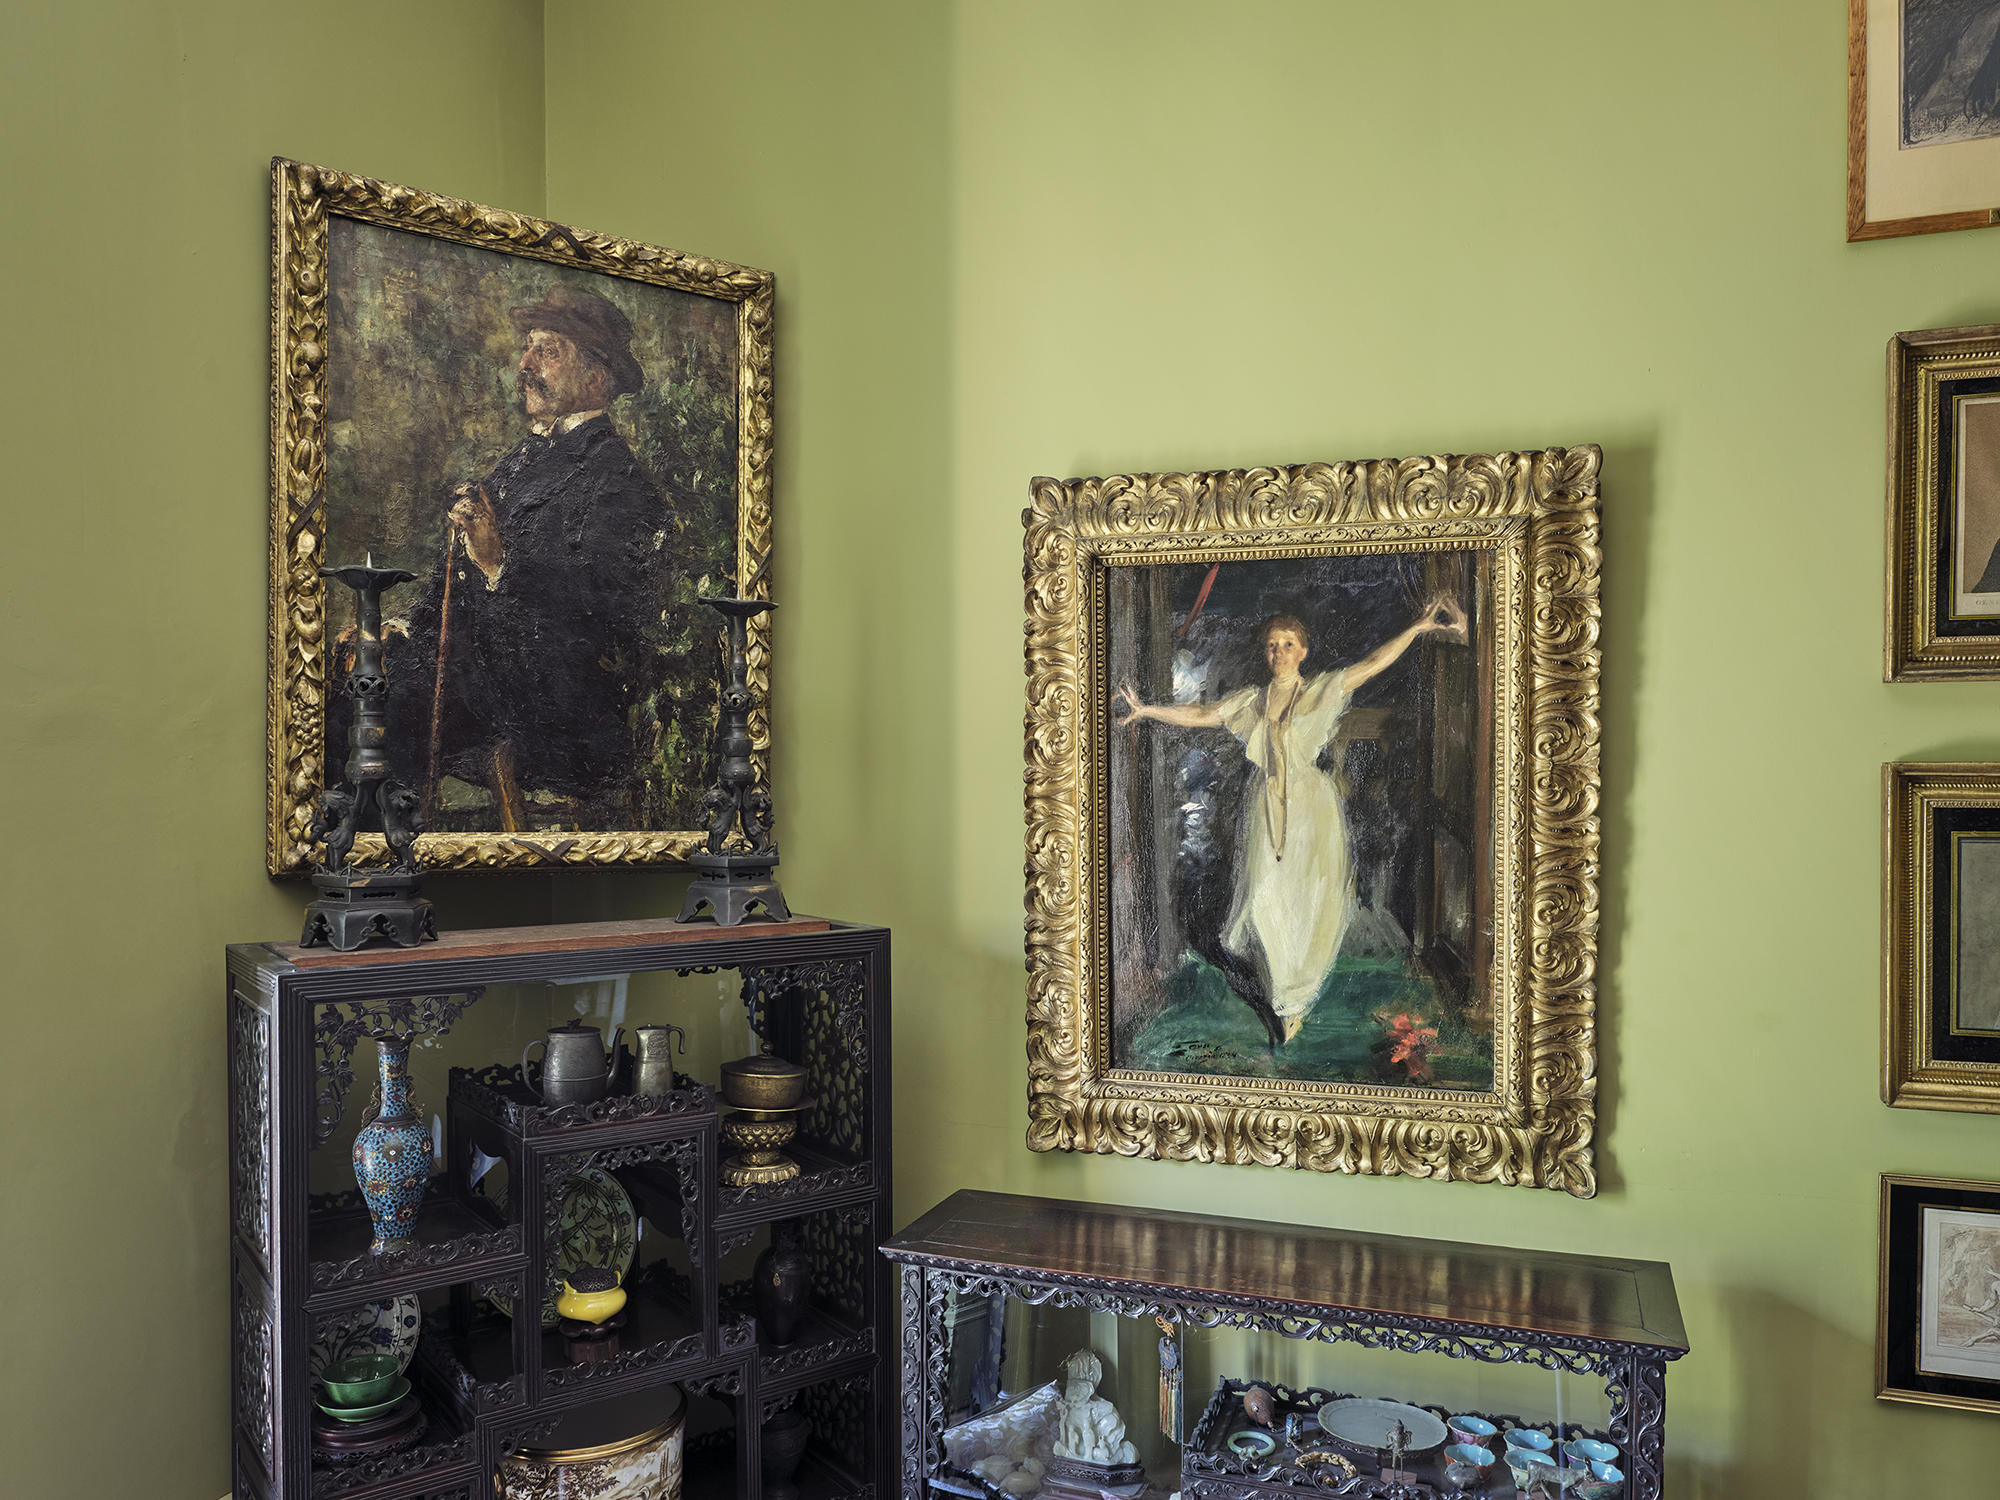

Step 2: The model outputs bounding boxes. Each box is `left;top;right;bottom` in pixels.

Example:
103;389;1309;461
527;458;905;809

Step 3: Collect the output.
1022;449;1602;1194
267;157;775;873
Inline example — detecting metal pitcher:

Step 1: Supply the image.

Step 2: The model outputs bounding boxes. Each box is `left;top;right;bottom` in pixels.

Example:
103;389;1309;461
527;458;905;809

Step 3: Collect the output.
632;1024;687;1099
523;1020;624;1107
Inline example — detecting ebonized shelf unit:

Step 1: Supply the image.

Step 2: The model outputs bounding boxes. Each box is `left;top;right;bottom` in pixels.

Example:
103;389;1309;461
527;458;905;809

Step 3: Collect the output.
882;1191;1688;1500
227;916;892;1500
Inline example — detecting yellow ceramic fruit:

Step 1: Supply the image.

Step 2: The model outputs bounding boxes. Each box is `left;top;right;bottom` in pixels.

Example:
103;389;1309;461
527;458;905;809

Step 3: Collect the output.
556;1267;627;1325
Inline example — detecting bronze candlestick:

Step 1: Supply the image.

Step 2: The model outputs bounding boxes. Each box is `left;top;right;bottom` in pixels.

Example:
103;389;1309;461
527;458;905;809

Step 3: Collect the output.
301;558;438;950
678;595;790;925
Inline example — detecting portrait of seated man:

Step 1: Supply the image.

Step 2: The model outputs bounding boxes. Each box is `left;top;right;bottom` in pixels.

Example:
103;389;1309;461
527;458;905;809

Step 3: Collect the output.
323;239;742;838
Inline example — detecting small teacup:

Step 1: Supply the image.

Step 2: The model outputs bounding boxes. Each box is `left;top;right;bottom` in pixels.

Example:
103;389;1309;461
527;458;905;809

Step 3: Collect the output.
1447;1414;1498;1448
1562;1438;1619;1469
319;1352;400;1407
1444;1462;1485;1491
1572;1461;1624;1500
1504;1427;1556;1455
1442;1442;1494;1490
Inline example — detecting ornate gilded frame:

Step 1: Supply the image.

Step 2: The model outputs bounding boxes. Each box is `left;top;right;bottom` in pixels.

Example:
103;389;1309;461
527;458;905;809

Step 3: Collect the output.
267;158;774;873
1882;764;2000;1113
1885;324;2000;681
1022;447;1602;1196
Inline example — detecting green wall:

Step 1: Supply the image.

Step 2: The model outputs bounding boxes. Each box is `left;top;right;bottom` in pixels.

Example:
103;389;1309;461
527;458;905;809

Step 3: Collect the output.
7;1;1999;1494
0;3;550;1495
550;2;2000;1495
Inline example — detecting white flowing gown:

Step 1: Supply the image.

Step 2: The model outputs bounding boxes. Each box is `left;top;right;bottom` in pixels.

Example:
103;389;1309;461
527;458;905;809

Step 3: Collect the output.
1215;671;1356;1020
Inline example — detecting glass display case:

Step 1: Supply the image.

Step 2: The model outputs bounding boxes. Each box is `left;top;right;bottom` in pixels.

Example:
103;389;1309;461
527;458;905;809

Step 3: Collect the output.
883;1193;1686;1500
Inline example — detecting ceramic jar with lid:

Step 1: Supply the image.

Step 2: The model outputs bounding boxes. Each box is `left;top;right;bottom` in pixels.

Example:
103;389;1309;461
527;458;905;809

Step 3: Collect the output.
498;1386;684;1500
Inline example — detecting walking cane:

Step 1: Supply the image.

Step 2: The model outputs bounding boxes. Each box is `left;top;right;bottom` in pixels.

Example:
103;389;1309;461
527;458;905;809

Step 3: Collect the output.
421;499;465;821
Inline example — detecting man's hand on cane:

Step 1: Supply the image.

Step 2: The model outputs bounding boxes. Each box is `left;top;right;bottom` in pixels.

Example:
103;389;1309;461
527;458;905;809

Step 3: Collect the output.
448;484;504;580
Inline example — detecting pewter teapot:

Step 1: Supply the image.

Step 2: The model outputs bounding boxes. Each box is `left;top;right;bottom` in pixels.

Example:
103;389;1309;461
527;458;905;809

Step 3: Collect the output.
523;1020;625;1107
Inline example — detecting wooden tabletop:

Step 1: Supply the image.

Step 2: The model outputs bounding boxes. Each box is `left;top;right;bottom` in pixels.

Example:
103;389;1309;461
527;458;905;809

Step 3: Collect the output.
882;1190;1688;1355
268;915;834;968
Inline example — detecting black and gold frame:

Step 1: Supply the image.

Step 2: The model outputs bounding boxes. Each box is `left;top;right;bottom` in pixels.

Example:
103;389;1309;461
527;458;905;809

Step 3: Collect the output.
1879;1174;2000;1416
1884;765;2000;1112
1885;325;2000;680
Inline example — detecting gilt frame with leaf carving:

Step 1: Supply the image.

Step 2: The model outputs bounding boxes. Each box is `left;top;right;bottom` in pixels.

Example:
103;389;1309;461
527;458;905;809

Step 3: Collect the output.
1023;448;1602;1196
268;158;773;874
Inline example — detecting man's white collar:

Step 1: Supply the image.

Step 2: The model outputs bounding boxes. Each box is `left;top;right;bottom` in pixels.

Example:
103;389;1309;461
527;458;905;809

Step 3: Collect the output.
528;409;604;438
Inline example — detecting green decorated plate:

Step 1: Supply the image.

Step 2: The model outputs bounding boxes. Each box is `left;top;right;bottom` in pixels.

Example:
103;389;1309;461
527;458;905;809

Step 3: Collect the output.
489;1165;638;1328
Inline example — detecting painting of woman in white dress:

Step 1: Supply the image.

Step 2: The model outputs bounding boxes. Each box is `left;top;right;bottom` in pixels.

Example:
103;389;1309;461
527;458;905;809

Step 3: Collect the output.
1104;550;1493;1087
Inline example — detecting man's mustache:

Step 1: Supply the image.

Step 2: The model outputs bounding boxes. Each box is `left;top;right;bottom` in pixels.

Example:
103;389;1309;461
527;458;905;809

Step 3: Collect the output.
518;373;547;398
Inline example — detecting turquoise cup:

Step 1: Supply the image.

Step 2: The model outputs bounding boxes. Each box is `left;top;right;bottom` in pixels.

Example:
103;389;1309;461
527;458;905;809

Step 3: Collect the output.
1563;1437;1620;1468
1447;1414;1498;1447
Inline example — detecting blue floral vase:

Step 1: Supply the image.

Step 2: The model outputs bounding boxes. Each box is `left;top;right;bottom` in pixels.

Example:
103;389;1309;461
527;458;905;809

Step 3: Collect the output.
352;1036;429;1253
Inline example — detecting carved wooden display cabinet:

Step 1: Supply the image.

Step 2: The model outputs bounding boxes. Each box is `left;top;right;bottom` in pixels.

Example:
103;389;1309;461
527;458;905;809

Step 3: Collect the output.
227;917;892;1500
884;1192;1688;1500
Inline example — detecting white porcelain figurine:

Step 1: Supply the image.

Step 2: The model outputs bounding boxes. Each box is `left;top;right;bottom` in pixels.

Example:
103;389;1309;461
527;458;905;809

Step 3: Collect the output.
1053;1350;1140;1466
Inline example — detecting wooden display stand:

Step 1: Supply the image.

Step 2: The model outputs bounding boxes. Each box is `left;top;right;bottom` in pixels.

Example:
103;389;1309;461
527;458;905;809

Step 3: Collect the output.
227;915;892;1500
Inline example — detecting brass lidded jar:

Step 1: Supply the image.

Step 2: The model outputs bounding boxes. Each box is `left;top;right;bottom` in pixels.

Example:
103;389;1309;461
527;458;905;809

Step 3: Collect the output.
720;1054;807;1111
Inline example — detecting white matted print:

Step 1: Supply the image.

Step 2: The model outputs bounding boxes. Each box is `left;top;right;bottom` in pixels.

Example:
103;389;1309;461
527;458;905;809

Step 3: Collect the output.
1851;0;2000;239
1920;1204;2000;1380
1953;395;2000;615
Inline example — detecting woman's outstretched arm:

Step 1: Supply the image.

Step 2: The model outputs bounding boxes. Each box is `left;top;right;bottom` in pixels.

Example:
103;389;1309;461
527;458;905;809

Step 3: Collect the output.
1338;596;1468;694
1114;683;1225;727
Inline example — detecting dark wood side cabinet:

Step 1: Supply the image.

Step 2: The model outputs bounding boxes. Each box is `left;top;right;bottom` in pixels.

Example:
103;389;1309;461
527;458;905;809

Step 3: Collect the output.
883;1191;1687;1500
227;916;893;1500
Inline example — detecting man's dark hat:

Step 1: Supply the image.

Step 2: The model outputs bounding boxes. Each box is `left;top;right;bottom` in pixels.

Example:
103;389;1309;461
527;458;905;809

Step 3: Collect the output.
509;284;645;399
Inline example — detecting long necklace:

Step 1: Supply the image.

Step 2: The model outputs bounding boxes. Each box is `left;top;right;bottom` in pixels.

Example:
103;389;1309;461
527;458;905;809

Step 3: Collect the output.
1265;676;1303;858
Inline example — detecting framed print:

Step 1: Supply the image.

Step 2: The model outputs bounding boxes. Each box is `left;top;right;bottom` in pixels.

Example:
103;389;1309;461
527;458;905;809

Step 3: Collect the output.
1849;0;2000;240
1879;1173;2000;1414
1883;324;2000;681
1883;764;2000;1111
1022;448;1602;1196
268;159;774;874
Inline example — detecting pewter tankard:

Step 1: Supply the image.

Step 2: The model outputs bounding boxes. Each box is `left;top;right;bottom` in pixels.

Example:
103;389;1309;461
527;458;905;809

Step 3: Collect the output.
523;1020;624;1107
632;1024;687;1099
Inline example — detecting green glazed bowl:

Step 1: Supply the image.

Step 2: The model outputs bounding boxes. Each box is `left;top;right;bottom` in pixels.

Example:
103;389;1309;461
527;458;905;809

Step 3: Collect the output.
319;1352;401;1406
314;1376;412;1424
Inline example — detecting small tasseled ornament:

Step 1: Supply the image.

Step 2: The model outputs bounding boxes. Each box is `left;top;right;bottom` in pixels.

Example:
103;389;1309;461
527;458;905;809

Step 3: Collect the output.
1154;1316;1183;1442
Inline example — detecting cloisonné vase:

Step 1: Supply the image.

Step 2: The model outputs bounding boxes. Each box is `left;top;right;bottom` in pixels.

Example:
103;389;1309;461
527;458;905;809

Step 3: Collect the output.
352;1036;430;1253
